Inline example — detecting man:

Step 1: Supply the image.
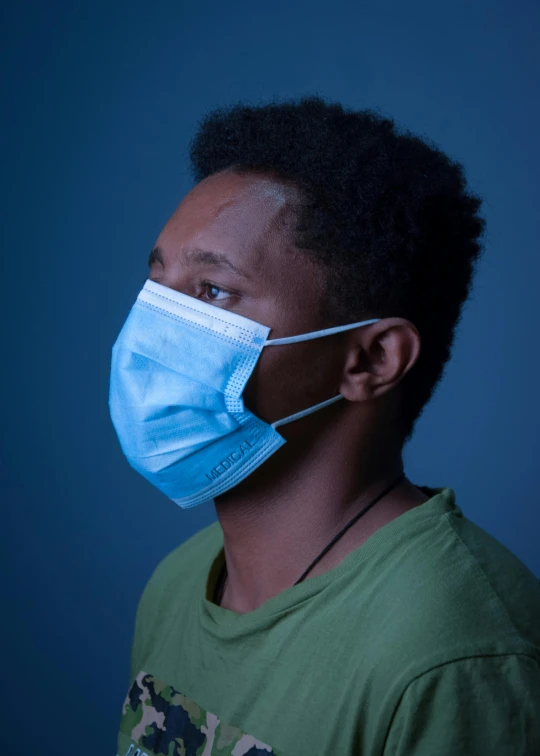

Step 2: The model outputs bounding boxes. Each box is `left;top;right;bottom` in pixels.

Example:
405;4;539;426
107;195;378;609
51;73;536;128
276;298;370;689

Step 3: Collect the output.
110;95;540;755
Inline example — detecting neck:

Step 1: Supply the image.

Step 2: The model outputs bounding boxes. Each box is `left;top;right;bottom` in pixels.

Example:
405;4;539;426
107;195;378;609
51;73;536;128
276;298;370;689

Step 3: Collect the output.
213;407;429;613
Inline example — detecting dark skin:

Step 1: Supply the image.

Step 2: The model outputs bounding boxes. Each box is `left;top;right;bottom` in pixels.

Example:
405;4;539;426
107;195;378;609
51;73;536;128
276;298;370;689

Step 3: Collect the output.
149;167;430;614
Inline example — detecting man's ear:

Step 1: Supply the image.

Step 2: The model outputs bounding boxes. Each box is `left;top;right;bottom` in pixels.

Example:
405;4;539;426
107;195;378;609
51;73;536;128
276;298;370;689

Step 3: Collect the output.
339;318;421;403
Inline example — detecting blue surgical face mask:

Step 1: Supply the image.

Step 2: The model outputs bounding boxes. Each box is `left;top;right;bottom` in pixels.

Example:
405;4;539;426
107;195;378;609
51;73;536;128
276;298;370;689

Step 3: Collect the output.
108;279;381;509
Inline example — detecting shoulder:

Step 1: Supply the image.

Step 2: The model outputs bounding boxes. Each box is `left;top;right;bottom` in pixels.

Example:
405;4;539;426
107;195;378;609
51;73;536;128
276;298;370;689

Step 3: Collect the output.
129;520;222;677
365;495;540;698
137;520;222;615
390;498;540;656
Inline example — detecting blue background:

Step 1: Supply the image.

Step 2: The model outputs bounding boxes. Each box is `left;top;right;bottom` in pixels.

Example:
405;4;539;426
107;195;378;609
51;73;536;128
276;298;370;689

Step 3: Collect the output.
2;0;539;752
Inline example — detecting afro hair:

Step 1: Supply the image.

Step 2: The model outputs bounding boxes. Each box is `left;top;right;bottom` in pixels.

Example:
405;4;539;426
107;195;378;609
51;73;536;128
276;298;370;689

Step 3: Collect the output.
188;94;487;443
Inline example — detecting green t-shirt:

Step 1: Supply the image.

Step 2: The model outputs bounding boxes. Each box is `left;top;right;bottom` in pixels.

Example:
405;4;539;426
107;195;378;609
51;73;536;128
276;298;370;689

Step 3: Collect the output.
117;487;540;755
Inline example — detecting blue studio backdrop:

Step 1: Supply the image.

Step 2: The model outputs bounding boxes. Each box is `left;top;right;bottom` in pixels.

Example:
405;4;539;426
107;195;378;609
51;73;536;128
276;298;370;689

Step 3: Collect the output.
2;1;539;753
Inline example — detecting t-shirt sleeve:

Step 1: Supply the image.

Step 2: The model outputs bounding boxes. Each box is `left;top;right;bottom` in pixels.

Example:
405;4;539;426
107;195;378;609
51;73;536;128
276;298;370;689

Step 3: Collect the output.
383;654;540;755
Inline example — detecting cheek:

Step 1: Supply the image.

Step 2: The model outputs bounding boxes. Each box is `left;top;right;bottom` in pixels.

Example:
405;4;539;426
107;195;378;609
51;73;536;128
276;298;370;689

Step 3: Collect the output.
242;339;343;425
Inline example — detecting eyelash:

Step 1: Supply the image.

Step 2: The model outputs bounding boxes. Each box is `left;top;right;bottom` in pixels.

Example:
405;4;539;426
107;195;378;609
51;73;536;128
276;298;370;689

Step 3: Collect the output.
147;274;235;302
200;280;234;301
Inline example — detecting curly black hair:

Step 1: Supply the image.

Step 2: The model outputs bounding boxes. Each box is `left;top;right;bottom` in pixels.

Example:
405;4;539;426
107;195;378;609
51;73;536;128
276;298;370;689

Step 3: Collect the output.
188;95;487;444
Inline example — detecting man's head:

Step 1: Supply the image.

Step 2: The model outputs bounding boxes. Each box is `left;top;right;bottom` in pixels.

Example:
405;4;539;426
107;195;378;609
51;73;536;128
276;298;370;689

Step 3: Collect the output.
151;95;486;447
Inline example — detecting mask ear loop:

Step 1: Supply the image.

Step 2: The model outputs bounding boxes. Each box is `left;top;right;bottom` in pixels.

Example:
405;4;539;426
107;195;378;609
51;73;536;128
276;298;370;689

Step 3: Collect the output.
264;318;381;346
271;394;344;429
265;317;382;430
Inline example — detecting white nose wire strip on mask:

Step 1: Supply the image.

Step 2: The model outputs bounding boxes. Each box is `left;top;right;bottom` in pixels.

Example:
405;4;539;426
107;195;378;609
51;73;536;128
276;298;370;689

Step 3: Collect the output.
267;316;382;429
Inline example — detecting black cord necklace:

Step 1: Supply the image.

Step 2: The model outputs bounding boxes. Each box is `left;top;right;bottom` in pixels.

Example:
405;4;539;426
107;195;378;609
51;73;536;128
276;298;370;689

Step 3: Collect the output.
213;470;406;606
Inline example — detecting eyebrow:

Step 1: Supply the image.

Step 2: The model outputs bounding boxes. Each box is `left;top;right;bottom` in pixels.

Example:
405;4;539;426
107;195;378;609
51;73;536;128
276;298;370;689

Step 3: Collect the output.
147;245;251;280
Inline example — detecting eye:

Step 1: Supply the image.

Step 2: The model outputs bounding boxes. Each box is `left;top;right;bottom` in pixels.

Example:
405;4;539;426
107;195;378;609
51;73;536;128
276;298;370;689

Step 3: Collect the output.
202;282;232;301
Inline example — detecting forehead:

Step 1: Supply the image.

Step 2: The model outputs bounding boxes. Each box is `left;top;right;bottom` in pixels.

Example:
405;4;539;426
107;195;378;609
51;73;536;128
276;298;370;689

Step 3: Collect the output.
183;169;297;217
157;170;302;271
154;169;329;331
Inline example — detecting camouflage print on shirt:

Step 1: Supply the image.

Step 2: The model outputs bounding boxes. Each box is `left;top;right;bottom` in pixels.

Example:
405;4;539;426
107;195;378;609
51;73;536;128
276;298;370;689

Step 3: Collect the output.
119;670;278;756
